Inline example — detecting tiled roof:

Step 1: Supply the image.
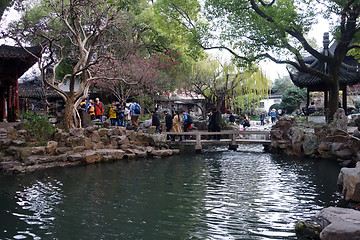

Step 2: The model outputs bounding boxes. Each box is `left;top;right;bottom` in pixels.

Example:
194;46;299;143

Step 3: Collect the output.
19;79;60;99
0;45;42;59
289;36;360;88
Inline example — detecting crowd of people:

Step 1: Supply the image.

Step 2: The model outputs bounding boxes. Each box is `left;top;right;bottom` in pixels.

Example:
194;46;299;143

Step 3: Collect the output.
80;97;133;128
81;96;287;140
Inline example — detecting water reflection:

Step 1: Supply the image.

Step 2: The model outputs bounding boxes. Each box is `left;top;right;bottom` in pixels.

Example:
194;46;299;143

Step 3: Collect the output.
0;146;340;240
1;177;63;239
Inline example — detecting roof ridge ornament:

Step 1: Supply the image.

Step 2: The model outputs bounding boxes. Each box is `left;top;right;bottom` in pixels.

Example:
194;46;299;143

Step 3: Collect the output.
323;32;330;50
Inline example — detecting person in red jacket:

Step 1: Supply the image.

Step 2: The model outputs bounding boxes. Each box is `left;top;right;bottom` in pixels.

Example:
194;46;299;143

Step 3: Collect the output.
94;98;104;123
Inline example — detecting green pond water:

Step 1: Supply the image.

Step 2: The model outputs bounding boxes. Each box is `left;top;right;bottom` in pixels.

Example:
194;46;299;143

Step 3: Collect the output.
0;145;341;240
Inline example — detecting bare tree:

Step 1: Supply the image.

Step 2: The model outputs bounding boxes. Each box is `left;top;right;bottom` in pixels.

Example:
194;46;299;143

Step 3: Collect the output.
6;0;132;129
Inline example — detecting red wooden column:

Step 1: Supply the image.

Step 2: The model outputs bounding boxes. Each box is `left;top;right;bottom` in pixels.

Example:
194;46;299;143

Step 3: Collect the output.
8;84;12;121
1;88;5;121
14;80;20;120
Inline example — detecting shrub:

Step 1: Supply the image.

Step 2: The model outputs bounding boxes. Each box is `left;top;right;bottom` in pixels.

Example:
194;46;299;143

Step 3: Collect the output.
21;111;56;145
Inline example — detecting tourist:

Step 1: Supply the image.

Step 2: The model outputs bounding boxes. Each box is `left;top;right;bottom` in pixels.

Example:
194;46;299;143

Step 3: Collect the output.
94;98;104;123
130;101;141;130
308;101;316;114
164;110;173;140
270;109;277;123
172;111;182;141
260;112;265;126
80;99;86;110
182;110;191;140
241;114;251;130
85;93;90;113
171;104;175;117
151;110;161;133
117;103;125;127
88;100;95;120
124;105;129;127
229;113;235;124
208;108;221;139
108;101;117;126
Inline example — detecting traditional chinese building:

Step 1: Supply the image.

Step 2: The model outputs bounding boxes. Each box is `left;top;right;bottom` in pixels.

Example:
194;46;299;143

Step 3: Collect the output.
289;32;360;114
0;45;41;122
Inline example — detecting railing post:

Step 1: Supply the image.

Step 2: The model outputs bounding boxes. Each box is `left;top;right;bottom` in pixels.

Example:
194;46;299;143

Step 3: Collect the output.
229;133;238;151
195;132;202;151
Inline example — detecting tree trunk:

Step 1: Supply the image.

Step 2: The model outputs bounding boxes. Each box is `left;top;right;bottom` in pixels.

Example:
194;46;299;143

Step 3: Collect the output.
64;97;75;130
327;76;339;122
140;89;144;117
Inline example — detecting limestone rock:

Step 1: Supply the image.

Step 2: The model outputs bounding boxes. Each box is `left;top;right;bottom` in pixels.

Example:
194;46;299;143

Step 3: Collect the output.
295;221;321;240
101;135;110;145
6;127;18;140
148;126;157;134
337;167;360;202
73;146;85;153
313;207;360;240
84;137;91;150
83;151;101;164
117;135;129;145
126;130;137;141
143;119;152;128
67;153;83;162
11;140;26;147
69;128;84;136
66;136;85;148
145;146;155;153
91;131;101;143
291;128;304;155
303;134;318;156
85;125;96;136
54;132;69;142
98;128;109;137
353;129;360;138
151;149;173;156
172;149;180;154
79;109;93;128
46;141;58;155
348;136;360;154
318;141;332;158
0;139;12;149
108;128;120;136
334;148;352;160
95;149;125;160
0;161;21;170
56;147;72;155
330;108;347;132
118;127;126;136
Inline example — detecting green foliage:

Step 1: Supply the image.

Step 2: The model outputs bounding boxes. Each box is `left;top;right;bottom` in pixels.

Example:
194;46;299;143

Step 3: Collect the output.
355;100;360;110
189;58;270;113
21;111;56;145
271;76;295;94
280;87;306;113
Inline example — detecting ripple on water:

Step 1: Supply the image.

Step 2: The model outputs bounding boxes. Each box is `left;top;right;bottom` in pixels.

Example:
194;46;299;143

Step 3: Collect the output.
0;145;340;240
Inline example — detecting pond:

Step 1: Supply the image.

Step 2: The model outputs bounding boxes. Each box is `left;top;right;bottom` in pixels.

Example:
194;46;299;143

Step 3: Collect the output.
0;145;341;239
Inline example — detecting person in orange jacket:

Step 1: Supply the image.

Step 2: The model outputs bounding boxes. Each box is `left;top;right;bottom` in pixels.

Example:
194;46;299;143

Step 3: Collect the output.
94;98;104;123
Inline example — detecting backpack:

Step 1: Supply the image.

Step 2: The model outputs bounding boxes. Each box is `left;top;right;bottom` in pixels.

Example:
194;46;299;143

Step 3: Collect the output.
187;114;193;124
134;104;141;114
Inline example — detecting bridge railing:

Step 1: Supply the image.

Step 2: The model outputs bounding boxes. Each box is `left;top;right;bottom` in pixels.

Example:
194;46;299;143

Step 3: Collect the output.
165;130;271;150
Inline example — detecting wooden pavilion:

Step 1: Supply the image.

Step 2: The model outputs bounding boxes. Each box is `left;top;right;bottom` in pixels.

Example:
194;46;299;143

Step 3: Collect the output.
289;32;360;115
0;45;42;122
